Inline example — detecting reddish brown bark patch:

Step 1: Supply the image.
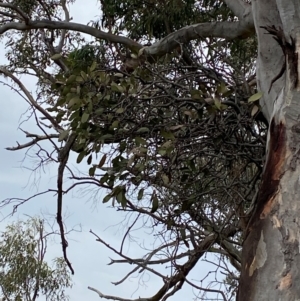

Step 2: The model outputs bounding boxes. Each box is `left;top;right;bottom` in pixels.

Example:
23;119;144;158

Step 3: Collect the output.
253;118;286;223
237;118;286;301
277;273;292;290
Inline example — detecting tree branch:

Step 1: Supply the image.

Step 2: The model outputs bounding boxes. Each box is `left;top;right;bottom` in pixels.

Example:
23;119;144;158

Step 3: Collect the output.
90;230;167;280
222;0;252;20
56;133;77;275
90;230;217;301
0;3;30;23
6;133;59;151
0;67;62;132
0;14;254;62
142;18;254;58
0;19;142;51
57;0;70;52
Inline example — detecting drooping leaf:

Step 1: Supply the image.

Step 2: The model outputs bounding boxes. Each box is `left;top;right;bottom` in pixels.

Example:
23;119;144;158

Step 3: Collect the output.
90;61;97;72
248;91;263;102
98;154;107;168
103;194;112;203
76;151;86;164
87;154;92;165
214;98;221;110
137;188;144;200
151;192;159;213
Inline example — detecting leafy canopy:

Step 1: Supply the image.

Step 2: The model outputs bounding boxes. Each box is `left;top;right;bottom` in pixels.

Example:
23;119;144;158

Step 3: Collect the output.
0;0;262;300
0;217;72;301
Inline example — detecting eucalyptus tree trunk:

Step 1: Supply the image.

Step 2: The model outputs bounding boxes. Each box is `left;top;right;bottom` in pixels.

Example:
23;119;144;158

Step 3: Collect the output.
238;1;300;300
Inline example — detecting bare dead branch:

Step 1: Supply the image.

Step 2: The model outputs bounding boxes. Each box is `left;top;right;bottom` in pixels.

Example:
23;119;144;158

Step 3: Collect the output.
88;286;149;301
0;67;62;132
120;214;140;254
109;249;191;266
110;239;180;285
185;278;228;301
91;228;217;301
6;133;59;151
0;190;56;218
90;230;167;280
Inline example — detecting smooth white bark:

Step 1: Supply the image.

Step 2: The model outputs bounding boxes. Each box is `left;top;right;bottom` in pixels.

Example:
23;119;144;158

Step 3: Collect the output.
238;1;300;300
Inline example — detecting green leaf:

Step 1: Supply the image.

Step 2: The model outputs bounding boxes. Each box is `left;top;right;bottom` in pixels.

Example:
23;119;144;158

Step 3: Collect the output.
116;190;127;208
162;174;169;185
161;131;175;140
116;107;124;114
103;194;112;203
95;108;104;115
161;140;173;149
137;188;144;200
76;76;84;82
248;92;263;102
87;154;92;165
137;127;150;133
100;173;108;184
81;112;89;123
111;120;119;129
76;151;86;164
217;82;228;95
66;74;77;84
90;61;97;72
190;89;202;100
100;134;113;141
214;98;221;110
135;137;147;146
51;53;62;60
111;82;125;93
180;228;186;240
89;166;96;176
98;154;107;168
151;192;159;213
80;71;88;80
68;96;80;108
158;149;167;156
58;130;69;142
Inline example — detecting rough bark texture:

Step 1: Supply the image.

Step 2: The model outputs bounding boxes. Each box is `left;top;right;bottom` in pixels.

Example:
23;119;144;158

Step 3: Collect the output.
238;1;300;300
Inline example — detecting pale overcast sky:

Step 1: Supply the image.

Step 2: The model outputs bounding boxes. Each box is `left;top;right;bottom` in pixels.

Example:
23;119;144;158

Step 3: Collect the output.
0;2;224;300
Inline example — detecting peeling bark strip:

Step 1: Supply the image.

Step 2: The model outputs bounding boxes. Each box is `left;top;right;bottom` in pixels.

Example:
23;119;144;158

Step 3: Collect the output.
249;119;286;229
256;119;286;214
248;231;267;276
238;119;286;301
261;26;299;91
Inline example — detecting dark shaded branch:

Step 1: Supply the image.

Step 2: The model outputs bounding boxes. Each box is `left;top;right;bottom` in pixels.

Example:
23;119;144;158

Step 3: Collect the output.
56;133;77;274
